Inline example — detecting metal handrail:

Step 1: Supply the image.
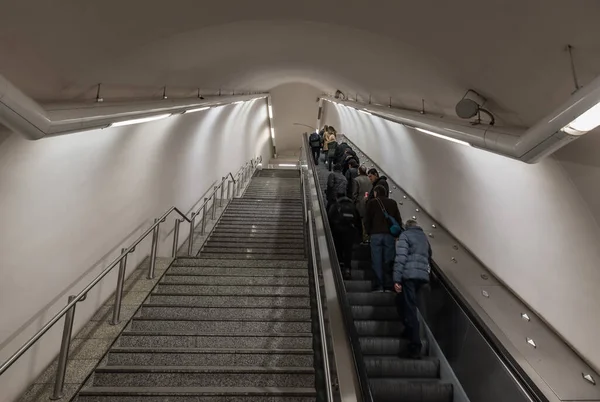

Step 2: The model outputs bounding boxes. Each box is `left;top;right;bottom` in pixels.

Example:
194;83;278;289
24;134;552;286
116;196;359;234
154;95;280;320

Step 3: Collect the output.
300;160;334;402
0;156;261;399
302;133;374;402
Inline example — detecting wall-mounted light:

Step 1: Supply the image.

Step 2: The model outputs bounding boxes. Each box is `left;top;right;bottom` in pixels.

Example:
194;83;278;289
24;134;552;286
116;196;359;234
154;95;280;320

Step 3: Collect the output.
562;102;600;135
268;105;273;119
183;107;210;114
110;114;171;127
271;128;275;139
414;127;471;147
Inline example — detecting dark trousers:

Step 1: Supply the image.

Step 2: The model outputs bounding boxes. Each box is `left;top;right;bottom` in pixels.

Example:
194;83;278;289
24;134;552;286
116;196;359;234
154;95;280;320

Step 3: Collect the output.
311;147;320;165
396;279;428;354
327;156;335;171
370;233;395;290
333;230;354;268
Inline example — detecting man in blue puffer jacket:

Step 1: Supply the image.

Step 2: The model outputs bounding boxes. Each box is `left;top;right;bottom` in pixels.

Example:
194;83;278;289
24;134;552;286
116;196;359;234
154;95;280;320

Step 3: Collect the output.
393;219;432;359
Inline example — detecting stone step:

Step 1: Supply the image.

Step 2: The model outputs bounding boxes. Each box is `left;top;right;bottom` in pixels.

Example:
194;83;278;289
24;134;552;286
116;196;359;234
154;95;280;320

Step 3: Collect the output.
130;319;312;334
213;226;303;235
78;386;317;402
351;306;399;320
167;266;308;277
369;378;452;402
92;366;315;388
230;199;301;205
139;305;311;321
148;294;311;308
107;347;314;367
221;215;304;221
210;230;304;239
156;284;309;296
161;275;308;286
205;241;304;250
355;320;403;336
198;253;306;261
119;332;313;349
172;258;307;269
224;211;304;217
201;247;305;255
207;235;304;243
364;356;439;378
216;222;304;229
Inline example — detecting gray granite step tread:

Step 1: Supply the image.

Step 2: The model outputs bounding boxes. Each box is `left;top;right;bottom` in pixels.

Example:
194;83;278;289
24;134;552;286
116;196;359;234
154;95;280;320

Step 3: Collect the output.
121;331;313;338
79;386;317;396
110;347;314;354
95;366;314;374
132;316;311;323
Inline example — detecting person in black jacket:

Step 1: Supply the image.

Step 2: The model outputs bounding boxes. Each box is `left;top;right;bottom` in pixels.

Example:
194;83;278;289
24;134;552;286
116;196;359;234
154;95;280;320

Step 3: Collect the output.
365;185;402;291
367;168;390;200
328;196;362;279
345;159;359;197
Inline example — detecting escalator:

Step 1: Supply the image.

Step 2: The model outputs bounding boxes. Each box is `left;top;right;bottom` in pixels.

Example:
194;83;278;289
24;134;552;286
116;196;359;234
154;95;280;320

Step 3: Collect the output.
300;133;557;402
314;163;453;402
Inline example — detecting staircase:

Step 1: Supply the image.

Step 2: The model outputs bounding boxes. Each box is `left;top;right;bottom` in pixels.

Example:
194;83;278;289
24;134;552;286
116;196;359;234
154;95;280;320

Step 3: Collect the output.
315;160;453;402
77;169;316;401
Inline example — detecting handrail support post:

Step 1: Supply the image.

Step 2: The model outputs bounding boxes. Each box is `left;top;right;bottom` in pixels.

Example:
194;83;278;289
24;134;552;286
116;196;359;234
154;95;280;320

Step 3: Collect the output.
171;219;181;257
111;248;128;325
220;178;225;207
51;295;77;400
187;212;196;256
148;219;159;279
201;199;208;236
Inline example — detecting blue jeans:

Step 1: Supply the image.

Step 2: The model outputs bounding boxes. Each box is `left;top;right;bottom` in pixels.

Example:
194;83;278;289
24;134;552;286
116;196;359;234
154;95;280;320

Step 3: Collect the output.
370;233;395;290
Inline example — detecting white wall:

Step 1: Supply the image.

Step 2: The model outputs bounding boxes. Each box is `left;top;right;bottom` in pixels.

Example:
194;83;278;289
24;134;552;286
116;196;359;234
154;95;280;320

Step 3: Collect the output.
324;102;600;372
270;83;322;157
0;99;270;402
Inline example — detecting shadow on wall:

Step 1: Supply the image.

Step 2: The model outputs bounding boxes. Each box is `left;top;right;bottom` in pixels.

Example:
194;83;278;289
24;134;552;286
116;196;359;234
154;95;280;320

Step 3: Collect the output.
323;102;600;373
0;98;270;402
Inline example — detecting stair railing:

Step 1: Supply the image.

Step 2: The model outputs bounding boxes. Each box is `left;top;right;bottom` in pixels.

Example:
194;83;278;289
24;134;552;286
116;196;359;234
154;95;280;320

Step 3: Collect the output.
0;155;262;400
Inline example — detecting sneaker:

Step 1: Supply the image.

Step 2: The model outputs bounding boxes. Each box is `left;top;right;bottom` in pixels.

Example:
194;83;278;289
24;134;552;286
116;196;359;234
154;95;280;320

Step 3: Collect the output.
342;269;352;280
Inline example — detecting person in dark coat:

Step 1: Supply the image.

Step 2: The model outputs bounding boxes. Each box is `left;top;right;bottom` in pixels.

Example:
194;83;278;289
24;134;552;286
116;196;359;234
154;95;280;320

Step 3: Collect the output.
365;185;402;292
326;164;347;208
328;196;362;279
345;159;359;197
367;168;390;200
394;219;432;359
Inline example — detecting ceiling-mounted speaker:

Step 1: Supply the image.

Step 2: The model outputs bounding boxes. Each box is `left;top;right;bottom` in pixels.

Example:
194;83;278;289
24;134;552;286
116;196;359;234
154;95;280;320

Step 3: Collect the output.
456;98;480;119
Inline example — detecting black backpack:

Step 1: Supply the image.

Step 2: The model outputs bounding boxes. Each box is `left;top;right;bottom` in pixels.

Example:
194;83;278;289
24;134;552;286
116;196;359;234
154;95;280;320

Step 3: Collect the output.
309;133;321;147
334;199;356;228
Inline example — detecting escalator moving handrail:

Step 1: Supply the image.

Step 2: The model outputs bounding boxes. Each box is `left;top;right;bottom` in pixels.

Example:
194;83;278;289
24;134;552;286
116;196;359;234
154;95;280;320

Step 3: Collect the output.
302;134;374;402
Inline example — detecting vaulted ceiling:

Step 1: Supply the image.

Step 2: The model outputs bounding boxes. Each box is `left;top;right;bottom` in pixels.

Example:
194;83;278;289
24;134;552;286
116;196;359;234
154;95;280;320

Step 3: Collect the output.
1;0;599;128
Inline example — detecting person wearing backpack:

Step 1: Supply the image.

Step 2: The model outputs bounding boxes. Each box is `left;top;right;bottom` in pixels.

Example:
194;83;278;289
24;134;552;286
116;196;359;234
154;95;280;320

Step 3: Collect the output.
365;185;403;292
367;168;390;200
328;196;362;279
326;134;338;171
308;131;322;165
326;164;347;208
393;219;432;359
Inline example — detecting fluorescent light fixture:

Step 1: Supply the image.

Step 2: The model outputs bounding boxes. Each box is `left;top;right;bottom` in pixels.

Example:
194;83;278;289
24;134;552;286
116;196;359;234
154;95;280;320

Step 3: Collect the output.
231;101;244;105
183;107;210;114
562;102;600;135
268;105;273;119
415;127;471;147
358;109;372;116
278;164;297;167
110;114;171;127
271;128;275;139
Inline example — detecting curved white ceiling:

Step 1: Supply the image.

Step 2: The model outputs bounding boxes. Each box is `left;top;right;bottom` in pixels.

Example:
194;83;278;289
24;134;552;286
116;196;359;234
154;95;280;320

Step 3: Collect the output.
1;0;599;126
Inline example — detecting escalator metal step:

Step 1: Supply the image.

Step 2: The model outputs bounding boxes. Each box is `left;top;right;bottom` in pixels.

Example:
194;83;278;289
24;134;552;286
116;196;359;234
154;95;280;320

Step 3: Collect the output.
364;356;439;378
347;292;396;306
359;337;428;356
370;378;453;402
355;320;403;336
351;306;399;320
